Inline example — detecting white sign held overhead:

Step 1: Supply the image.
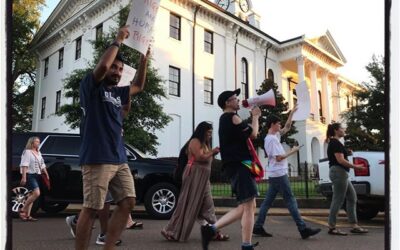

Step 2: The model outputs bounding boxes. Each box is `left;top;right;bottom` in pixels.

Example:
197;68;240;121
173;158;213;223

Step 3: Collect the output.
292;81;311;121
118;65;137;87
124;0;161;54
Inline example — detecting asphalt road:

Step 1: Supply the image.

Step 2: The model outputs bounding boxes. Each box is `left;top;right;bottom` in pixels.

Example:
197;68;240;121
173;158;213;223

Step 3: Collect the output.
11;212;384;250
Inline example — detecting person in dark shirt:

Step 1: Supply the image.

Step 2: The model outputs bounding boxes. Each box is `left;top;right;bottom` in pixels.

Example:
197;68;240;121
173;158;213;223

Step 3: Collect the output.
75;25;150;250
200;88;261;250
326;123;368;235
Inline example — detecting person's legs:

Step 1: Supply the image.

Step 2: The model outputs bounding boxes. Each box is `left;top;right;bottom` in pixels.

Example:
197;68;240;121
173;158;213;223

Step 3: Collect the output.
104;197;135;249
23;188;40;217
254;178;279;229
98;202;111;235
105;164;136;249
280;175;306;231
328;166;349;229
75;207;97;250
240;198;256;243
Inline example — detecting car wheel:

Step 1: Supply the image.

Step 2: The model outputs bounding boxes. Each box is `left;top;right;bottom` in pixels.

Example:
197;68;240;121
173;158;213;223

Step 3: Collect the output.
10;186;40;218
144;182;178;219
342;201;379;220
40;200;69;214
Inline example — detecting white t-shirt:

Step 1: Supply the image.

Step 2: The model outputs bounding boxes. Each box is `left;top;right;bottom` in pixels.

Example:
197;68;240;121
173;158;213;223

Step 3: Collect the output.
264;133;288;178
19;149;46;174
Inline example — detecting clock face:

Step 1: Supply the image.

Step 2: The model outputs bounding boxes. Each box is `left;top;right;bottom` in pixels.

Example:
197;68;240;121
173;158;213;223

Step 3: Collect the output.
239;0;249;12
217;0;230;10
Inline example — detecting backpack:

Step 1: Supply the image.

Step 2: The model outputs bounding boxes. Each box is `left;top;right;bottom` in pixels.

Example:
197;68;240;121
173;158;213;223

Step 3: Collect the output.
173;143;189;186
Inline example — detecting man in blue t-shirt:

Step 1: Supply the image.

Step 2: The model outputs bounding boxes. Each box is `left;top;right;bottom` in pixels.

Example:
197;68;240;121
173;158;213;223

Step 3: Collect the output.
75;25;150;250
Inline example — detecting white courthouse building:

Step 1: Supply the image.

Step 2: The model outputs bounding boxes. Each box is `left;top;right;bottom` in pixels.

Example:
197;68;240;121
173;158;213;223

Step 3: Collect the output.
30;0;362;170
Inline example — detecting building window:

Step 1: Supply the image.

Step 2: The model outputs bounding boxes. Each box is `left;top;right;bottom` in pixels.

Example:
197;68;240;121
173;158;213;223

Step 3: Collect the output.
204;30;213;54
292;88;297;106
44;57;49;77
318;90;323;117
268;69;274;82
41;97;46;119
96;24;103;41
346;95;350;108
204;78;213;104
55;90;61;113
75;37;82;60
169;13;181;40
58;48;64;69
169;66;180;96
241;58;249;99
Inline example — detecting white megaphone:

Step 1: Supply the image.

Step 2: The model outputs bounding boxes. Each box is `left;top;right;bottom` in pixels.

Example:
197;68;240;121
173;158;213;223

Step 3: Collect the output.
242;89;276;108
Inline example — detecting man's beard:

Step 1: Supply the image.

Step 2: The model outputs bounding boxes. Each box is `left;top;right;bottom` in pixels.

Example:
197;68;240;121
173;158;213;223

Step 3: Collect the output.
106;75;120;86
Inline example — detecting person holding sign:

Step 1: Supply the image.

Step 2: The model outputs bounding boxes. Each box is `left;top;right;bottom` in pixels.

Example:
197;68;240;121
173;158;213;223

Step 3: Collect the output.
253;106;321;240
75;25;150;250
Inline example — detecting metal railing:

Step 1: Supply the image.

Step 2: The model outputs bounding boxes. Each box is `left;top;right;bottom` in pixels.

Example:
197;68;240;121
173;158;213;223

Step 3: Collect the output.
210;161;321;198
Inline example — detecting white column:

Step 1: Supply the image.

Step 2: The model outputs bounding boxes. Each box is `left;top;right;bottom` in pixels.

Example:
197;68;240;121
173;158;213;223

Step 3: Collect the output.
321;71;331;123
309;63;319;121
296;56;306;83
225;24;238;90
331;75;339;122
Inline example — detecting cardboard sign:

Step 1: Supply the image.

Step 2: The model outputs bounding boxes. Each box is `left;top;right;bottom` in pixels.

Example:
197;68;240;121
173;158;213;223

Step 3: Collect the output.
124;0;161;54
292;81;311;121
118;64;137;87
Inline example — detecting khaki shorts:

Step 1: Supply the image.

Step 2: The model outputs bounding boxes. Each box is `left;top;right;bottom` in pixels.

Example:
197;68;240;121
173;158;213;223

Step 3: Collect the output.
81;163;136;210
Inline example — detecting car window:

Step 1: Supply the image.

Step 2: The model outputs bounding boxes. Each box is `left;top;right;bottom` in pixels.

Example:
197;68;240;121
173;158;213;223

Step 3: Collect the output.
40;136;81;156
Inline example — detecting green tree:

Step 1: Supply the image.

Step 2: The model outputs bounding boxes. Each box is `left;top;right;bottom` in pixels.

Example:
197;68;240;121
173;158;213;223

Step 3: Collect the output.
252;78;298;150
12;0;45;131
58;6;171;155
341;55;384;151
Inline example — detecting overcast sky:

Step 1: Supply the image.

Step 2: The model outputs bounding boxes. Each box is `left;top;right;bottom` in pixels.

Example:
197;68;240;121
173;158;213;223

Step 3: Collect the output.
40;0;384;83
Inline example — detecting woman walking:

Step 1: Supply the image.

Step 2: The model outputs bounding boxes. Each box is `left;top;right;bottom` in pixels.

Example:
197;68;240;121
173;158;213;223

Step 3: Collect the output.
19;136;50;221
326;123;368;235
161;122;228;242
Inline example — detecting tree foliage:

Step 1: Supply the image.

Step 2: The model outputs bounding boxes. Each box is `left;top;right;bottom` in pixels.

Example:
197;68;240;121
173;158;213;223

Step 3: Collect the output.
12;0;45;131
341;55;384;151
57;6;171;155
252;78;298;150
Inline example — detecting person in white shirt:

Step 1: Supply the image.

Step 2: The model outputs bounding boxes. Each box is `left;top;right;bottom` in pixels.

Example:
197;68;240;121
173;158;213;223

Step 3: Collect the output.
253;106;321;239
19;136;50;221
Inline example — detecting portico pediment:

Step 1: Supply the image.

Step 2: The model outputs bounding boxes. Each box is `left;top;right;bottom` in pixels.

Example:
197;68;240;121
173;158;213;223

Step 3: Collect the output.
306;30;347;64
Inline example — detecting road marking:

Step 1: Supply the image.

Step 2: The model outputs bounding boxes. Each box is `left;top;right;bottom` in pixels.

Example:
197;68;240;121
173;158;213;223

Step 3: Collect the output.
302;216;384;229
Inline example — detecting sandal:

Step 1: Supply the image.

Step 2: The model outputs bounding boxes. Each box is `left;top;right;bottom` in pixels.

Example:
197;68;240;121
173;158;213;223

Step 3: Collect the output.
19;210;28;221
213;231;230;241
161;229;177;241
328;228;347;236
126;221;143;229
350;227;368;234
27;216;38;222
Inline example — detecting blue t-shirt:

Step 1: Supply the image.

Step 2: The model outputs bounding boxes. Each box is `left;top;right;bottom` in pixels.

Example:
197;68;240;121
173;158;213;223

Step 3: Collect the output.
79;72;130;165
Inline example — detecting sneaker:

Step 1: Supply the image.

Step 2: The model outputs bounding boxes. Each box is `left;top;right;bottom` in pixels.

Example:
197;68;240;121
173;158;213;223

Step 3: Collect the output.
300;227;321;239
242;242;259;250
201;224;216;250
95;234;122;246
252;226;273;237
65;216;77;238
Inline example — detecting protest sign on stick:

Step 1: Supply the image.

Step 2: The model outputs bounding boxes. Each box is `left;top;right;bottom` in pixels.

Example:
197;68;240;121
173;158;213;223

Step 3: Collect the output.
292;81;311;121
124;0;161;54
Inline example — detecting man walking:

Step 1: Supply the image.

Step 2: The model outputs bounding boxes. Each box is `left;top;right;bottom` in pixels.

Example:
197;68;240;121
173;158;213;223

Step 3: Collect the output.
75;25;150;250
201;89;261;250
253;107;321;239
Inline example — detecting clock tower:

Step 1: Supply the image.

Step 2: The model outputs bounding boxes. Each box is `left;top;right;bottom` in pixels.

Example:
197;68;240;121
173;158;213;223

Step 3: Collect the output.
215;0;260;28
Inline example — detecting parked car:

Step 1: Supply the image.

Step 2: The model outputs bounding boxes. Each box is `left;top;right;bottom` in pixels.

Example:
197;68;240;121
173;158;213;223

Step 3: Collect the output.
317;151;385;220
10;132;179;219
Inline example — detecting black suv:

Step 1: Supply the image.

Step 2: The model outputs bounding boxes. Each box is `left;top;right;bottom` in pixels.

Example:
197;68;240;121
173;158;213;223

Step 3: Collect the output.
10;132;179;219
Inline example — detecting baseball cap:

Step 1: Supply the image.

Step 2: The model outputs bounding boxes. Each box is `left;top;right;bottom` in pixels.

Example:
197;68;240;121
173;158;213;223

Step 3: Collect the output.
217;88;241;109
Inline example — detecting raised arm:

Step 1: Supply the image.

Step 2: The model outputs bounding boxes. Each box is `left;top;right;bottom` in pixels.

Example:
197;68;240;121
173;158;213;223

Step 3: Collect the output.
93;26;130;83
130;48;151;96
280;104;298;135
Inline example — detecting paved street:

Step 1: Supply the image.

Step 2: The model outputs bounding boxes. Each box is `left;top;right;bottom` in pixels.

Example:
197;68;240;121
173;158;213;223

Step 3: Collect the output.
12;209;384;250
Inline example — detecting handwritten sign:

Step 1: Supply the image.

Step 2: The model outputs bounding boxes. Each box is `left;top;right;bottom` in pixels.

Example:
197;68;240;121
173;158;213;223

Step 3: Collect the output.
292;81;311;121
124;0;161;54
118;64;137;87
